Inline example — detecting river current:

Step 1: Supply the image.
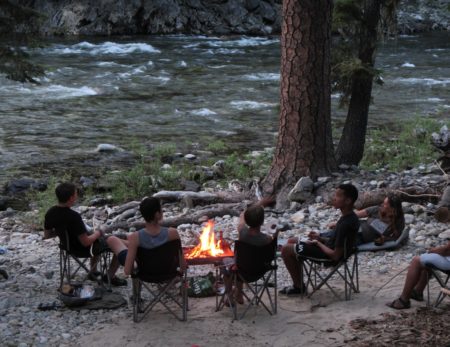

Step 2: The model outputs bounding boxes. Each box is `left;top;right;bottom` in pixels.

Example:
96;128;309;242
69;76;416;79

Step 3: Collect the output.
0;32;449;182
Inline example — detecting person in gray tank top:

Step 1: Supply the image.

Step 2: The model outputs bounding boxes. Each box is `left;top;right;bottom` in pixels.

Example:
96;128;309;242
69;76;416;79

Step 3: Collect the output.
124;197;182;276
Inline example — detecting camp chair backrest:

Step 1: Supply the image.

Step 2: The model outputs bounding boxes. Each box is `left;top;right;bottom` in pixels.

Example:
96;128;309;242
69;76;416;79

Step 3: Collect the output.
135;239;182;283
235;237;277;282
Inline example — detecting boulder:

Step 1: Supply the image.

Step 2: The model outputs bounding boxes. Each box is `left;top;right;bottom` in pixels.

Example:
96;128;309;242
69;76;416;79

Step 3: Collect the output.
288;177;314;202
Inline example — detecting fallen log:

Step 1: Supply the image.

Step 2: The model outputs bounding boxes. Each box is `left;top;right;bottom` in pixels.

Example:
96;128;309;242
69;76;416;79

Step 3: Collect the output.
102;202;245;232
355;187;442;210
152;190;246;206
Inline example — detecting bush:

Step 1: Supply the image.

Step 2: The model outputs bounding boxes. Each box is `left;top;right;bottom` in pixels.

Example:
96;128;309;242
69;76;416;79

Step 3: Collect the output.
361;117;449;171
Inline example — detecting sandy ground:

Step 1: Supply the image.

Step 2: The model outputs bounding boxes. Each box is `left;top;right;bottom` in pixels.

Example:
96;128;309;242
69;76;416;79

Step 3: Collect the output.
74;262;447;347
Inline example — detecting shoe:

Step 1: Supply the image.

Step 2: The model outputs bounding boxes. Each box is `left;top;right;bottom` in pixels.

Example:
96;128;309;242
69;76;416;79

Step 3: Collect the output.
386;297;410;310
279;285;306;295
410;288;424;302
103;275;128;286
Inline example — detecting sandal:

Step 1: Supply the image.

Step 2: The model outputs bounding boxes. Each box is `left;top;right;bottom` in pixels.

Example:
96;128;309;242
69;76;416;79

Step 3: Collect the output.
410;288;424;302
387;297;410;310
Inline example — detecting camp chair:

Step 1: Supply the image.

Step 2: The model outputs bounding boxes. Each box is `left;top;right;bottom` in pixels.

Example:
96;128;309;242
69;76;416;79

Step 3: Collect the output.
57;229;111;291
131;239;188;322
426;265;450;308
300;238;359;300
217;238;278;320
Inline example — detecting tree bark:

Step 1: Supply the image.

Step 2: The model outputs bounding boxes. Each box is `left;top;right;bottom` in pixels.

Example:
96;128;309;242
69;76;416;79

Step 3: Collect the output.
262;0;335;203
335;0;382;165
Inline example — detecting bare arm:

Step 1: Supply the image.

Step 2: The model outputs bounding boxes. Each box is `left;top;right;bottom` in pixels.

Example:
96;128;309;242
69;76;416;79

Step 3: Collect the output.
355;209;368;218
124;232;138;276
309;240;344;262
78;230;102;248
429;241;450;257
43;229;57;240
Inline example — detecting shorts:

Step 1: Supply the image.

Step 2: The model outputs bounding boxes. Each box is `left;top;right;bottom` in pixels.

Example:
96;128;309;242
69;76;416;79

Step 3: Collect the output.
419;253;450;271
295;241;329;260
118;249;128;266
70;239;109;258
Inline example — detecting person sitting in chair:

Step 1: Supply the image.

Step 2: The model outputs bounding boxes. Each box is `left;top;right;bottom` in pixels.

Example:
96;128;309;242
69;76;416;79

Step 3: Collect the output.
328;194;404;246
388;240;450;309
123;197;182;277
279;184;360;295
223;196;275;305
44;182;128;286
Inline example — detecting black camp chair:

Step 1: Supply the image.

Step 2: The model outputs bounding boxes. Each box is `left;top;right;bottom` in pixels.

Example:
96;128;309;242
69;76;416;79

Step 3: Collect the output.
426;265;450;308
299;238;359;300
217;238;278;320
57;229;111;291
131;239;188;322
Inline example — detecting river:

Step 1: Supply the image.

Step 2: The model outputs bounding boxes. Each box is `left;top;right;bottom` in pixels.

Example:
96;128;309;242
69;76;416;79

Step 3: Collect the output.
0;31;449;183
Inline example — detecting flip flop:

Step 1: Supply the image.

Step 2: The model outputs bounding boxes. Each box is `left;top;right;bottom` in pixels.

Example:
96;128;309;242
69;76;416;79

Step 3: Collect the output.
386;297;410;310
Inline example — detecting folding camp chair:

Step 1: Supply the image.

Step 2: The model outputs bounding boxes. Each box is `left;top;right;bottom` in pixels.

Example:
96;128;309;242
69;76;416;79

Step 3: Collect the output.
426;265;450;308
217;238;278;320
57;229;111;291
300;240;359;300
131;239;188;322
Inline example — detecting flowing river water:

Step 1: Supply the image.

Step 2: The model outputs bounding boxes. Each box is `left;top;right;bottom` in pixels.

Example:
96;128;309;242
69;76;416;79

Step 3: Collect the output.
0;32;449;184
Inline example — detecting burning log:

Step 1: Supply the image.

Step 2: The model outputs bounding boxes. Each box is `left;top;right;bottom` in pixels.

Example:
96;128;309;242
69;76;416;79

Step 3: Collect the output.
184;220;233;260
101;202;245;233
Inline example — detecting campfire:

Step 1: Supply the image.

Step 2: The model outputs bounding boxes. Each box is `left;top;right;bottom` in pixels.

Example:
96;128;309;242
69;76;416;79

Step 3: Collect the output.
184;220;234;260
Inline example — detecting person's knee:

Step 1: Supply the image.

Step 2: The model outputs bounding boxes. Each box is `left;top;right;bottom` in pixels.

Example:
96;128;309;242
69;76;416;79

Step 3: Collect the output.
281;244;294;259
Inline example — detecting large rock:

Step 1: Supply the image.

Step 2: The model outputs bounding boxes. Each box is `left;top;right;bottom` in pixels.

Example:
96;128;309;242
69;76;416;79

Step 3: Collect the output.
288;177;314;202
13;0;283;36
3;178;47;196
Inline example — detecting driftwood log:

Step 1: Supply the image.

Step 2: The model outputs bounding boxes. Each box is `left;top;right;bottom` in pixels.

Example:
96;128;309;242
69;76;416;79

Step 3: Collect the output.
355;187;442;210
102;202;245;232
153;190;247;207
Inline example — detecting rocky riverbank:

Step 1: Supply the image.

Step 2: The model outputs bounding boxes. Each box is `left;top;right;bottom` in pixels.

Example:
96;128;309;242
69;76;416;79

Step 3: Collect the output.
0;163;449;346
5;0;450;37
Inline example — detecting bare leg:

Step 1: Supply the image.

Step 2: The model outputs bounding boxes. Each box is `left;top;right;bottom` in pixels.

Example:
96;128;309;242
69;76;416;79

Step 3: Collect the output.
105;236;127;278
235;281;244;304
414;268;430;294
281;244;303;289
90;255;99;273
400;256;425;301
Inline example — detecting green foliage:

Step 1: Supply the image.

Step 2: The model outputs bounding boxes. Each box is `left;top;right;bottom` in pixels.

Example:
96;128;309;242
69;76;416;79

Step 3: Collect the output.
361;117;449;171
153;143;177;159
27;177;61;227
223;151;271;182
206;140;228;154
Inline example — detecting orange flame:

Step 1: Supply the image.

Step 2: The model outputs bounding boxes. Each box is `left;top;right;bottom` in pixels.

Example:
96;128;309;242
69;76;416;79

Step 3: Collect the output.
184;220;234;259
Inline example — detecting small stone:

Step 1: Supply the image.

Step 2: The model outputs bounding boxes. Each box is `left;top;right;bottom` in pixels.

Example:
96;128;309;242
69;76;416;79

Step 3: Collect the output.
438;230;450;240
290;211;305;224
61;333;71;339
184;154;196;160
404;214;415;224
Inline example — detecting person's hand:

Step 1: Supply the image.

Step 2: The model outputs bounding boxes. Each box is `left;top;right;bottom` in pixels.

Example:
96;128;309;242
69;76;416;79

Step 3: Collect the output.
308;231;320;240
307;239;319;246
427;246;442;255
326;222;337;229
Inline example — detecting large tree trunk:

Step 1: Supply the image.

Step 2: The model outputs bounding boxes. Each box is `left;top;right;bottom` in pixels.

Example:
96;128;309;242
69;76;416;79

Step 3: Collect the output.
335;0;382;165
262;0;335;203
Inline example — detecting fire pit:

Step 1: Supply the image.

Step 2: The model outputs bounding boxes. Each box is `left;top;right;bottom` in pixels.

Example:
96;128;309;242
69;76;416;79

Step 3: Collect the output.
184;220;234;265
